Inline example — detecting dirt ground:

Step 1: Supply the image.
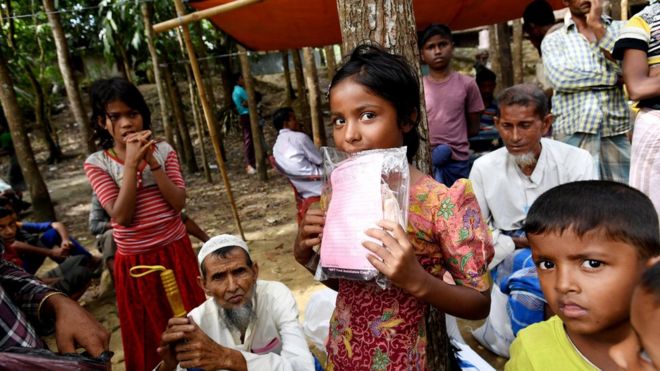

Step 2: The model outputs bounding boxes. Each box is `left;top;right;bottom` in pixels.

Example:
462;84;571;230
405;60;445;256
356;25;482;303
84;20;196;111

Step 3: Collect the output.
19;69;508;370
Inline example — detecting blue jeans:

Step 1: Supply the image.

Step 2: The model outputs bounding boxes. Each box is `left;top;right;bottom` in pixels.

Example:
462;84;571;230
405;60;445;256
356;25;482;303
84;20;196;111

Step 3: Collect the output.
431;144;469;187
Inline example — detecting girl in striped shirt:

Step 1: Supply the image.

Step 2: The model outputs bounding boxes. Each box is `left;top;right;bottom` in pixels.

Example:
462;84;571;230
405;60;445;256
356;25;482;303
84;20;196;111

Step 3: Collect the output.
84;78;204;370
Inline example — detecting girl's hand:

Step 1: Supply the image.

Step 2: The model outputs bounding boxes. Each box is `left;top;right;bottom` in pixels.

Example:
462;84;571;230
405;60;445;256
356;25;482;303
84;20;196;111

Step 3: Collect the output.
363;220;428;296
124;131;153;168
294;208;325;266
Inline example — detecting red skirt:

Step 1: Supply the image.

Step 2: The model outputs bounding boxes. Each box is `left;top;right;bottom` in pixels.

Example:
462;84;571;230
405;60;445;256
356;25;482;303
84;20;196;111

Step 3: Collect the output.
114;235;205;371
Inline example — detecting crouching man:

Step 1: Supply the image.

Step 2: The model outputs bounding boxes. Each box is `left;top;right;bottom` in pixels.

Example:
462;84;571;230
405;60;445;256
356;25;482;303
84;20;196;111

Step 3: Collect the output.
156;234;314;371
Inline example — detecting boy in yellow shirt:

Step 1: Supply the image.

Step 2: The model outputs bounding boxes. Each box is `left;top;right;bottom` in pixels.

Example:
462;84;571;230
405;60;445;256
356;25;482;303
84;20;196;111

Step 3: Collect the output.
506;181;660;371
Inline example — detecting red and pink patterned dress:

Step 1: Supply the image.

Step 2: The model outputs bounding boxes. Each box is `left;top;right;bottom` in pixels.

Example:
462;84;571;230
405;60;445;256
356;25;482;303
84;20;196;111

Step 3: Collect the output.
327;177;493;371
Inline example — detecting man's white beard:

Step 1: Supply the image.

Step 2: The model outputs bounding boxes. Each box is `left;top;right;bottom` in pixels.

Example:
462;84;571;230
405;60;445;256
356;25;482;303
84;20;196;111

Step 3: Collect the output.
222;287;257;333
510;151;538;169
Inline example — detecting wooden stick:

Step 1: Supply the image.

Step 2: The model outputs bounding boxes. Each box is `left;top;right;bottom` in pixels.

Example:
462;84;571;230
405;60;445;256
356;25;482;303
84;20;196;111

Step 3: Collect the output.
172;0;245;240
302;47;326;147
621;0;628;20
238;45;267;181
155;0;262;34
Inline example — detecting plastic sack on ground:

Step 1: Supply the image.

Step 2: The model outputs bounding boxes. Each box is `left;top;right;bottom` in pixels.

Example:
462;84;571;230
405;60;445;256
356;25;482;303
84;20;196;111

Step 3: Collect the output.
315;147;409;288
471;284;514;358
303;288;338;353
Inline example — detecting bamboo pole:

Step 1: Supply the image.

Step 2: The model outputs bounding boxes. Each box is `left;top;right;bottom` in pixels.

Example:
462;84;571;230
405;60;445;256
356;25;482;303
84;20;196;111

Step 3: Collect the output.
324;45;336;81
155;0;262;34
302;47;326;147
172;0;245;240
238;46;267;181
621;0;628;20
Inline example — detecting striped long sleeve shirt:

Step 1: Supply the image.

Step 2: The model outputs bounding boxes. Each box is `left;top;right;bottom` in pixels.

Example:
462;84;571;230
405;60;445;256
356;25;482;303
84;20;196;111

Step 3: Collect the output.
541;13;630;137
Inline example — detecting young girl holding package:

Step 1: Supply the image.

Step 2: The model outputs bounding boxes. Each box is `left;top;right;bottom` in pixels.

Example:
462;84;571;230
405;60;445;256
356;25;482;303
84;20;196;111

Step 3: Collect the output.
84;78;205;370
294;45;494;370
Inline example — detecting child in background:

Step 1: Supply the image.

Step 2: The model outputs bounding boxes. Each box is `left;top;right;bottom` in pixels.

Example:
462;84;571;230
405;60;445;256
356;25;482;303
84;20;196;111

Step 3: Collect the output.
419;23;484;186
610;261;660;371
506;181;660;371
294;45;493;370
84;77;205;370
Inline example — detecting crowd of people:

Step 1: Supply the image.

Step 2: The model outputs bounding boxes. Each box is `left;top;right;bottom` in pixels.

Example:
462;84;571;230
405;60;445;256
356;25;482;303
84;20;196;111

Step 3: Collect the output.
0;0;659;370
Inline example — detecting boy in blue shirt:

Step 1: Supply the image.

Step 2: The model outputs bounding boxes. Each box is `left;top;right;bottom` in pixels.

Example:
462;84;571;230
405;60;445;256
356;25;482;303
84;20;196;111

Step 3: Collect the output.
506;181;660;370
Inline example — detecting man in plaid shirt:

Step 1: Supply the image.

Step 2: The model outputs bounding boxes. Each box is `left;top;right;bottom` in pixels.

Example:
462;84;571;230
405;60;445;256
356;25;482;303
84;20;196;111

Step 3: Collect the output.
541;0;630;182
0;248;109;354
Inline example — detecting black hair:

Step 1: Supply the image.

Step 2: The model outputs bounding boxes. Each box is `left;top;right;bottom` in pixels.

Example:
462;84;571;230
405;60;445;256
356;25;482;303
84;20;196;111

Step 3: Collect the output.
0;207;13;219
329;44;420;163
525;181;660;260
497;84;548;119
639;262;660;303
523;0;555;28
272;107;294;131
89;77;151;150
476;68;497;86
200;245;254;279
232;73;243;86
418;23;453;49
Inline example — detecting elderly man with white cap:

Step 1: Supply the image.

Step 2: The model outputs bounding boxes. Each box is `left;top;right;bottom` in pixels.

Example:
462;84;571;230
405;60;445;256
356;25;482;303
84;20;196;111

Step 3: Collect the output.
156;234;314;371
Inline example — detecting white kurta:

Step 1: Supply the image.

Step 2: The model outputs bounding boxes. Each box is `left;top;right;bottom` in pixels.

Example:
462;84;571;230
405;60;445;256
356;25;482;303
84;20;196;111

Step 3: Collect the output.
182;280;315;371
469;138;597;268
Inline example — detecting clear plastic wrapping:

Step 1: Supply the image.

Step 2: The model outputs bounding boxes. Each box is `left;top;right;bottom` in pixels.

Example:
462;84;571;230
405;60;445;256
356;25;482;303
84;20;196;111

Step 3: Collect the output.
316;147;409;288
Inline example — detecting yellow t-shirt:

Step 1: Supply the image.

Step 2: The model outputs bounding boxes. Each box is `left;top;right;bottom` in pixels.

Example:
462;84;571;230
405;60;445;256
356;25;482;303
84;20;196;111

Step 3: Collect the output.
505;316;599;371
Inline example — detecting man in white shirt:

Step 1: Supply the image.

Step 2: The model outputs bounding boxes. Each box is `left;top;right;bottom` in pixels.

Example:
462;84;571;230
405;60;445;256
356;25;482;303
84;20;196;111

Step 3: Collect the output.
272;107;322;198
157;235;314;371
469;84;595;356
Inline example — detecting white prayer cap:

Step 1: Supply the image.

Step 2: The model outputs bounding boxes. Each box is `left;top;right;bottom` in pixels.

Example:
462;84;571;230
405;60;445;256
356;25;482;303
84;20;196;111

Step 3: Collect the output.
197;234;249;268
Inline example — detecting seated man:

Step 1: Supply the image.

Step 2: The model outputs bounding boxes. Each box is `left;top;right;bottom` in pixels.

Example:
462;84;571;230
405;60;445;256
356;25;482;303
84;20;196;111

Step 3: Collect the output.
469;84;596;355
272;107;322;199
0;246;109;356
157;234;314;371
0;208;96;298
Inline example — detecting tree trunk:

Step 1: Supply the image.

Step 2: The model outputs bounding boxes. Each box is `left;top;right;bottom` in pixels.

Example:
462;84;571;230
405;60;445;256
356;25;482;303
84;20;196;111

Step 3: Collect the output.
488;25;501;92
193;21;218;109
238;46;267;181
192;89;213;183
163;62;199;174
512;19;524;85
141;3;175;146
496;22;514;89
302;48;326;147
43;0;94;154
22;63;62;163
281;50;294;107
335;0;442;368
291;49;310;134
324;45;337;81
0;51;55;220
336;0;431;174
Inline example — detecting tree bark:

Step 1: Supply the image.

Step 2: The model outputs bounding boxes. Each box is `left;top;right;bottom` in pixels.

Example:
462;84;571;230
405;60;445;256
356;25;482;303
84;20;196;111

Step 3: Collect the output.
335;0;443;368
302;48;326;147
191;89;213;183
238;46;267;181
496;22;514;89
512;19;524;85
163;62;199;174
42;0;94;154
0;51;55;220
281;50;294;107
336;0;431;174
324;45;337;81
141;3;175;147
291;49;311;134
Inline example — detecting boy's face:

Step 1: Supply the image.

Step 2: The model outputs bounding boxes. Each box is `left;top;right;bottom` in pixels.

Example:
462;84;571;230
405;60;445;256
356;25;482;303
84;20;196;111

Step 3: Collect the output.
286;112;301;131
610;287;660;370
0;214;17;243
421;34;454;71
529;230;645;339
